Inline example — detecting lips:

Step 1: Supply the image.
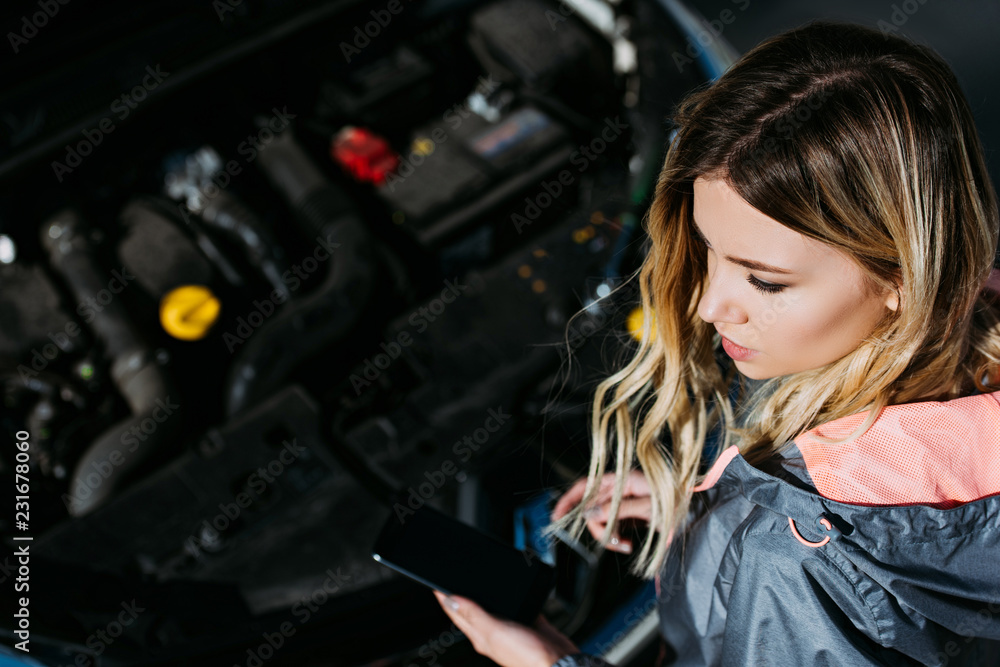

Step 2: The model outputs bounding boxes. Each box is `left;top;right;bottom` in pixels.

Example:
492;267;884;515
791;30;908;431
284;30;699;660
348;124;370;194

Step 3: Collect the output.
718;333;752;351
718;331;757;361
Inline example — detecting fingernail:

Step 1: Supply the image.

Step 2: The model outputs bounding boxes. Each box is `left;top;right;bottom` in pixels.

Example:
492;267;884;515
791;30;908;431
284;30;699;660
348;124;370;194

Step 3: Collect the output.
584;507;601;518
444;595;459;611
619;542;632;554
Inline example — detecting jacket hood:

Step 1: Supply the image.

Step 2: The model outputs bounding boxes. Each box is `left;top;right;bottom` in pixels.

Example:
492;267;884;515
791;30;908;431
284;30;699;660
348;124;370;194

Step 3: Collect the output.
698;388;1000;652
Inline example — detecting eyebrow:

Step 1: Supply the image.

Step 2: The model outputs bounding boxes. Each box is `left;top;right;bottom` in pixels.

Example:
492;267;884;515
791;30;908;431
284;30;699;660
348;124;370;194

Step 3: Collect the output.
691;217;795;275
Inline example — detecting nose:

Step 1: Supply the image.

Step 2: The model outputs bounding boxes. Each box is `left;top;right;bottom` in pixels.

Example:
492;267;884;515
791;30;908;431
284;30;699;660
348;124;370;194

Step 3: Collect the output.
697;272;748;326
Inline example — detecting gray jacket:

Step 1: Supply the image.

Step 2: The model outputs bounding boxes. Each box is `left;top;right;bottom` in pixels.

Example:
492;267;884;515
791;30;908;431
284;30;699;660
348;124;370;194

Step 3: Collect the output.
552;389;1000;666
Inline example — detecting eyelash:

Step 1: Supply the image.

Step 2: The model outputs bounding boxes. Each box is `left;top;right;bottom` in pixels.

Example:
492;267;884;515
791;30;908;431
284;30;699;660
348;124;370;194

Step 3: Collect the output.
747;275;785;294
695;232;787;294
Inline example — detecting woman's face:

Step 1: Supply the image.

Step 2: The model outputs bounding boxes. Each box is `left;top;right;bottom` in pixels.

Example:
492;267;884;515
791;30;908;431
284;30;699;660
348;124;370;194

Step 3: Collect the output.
693;176;898;379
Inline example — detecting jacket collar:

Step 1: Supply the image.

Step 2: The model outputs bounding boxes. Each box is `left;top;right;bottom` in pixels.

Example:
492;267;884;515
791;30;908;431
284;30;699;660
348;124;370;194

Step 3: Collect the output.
694;387;1000;543
790;389;1000;508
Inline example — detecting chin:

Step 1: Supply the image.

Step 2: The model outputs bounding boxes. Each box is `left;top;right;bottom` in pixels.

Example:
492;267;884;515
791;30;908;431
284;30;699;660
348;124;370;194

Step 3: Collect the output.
734;362;774;380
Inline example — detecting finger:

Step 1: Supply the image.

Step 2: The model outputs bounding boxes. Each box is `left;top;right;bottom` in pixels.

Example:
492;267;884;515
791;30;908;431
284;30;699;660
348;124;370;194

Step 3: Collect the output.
435;591;497;628
433;590;461;621
589;470;650;504
586;516;606;541
586;500;652;554
624;469;652;496
552;470;652;522
433;591;484;652
585;517;631;553
551;474;611;521
585;497;653;525
589;526;632;553
433;592;478;641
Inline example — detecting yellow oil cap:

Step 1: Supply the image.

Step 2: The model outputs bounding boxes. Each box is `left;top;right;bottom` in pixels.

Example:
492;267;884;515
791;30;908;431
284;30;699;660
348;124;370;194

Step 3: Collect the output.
160;285;221;341
626;305;656;342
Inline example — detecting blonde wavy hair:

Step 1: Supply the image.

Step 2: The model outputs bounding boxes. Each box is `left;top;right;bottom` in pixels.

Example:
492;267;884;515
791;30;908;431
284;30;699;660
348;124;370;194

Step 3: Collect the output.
544;20;1000;580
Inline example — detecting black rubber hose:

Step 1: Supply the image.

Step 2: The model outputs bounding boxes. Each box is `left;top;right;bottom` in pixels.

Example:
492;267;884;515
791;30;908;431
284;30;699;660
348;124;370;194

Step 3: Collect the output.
223;131;378;416
41;209;179;516
199;190;292;301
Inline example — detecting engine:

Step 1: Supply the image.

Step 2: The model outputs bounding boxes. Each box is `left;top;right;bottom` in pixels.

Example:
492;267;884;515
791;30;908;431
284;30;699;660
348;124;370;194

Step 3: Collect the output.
0;0;705;664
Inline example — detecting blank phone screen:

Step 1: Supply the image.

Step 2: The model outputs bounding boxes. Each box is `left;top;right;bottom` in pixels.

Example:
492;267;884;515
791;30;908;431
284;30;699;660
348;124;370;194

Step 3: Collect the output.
373;504;552;622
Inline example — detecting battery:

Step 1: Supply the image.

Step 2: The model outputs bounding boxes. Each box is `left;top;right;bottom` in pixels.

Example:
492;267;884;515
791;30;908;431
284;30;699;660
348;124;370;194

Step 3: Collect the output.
376;104;572;247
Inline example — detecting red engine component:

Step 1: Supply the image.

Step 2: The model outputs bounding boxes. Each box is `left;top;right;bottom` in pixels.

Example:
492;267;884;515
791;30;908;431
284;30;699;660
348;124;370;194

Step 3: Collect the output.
330;125;399;185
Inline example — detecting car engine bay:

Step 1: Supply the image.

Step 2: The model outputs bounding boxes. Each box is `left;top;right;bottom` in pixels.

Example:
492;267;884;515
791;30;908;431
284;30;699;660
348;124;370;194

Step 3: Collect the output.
0;0;706;664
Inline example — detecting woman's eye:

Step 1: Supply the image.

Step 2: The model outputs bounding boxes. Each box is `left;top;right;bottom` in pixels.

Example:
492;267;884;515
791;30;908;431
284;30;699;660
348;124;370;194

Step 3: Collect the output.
696;229;784;294
747;274;785;294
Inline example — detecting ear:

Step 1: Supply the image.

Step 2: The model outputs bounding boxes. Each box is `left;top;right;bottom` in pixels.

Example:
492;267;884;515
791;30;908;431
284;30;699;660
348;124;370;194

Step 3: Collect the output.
884;281;901;312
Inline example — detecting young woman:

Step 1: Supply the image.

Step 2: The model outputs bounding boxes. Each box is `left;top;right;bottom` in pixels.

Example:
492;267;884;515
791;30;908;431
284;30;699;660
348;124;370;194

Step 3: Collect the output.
434;20;1000;666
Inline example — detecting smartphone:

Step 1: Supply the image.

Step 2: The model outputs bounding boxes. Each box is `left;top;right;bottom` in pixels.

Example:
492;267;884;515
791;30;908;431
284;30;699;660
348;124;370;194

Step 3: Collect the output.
371;503;556;625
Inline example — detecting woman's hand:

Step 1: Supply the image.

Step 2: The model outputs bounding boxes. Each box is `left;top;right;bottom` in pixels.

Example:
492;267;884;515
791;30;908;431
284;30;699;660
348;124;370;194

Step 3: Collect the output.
432;590;579;667
551;469;654;554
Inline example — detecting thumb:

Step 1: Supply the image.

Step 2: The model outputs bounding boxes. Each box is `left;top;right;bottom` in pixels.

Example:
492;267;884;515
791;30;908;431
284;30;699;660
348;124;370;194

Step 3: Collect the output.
441;592;481;616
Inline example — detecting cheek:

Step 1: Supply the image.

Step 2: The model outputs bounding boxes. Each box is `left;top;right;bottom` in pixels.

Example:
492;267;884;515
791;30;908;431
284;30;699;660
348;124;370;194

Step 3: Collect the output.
744;289;807;345
777;311;837;352
767;289;875;360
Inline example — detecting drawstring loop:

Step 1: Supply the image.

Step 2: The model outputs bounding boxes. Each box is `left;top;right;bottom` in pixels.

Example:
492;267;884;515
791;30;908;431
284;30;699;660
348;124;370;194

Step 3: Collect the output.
789;514;841;548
